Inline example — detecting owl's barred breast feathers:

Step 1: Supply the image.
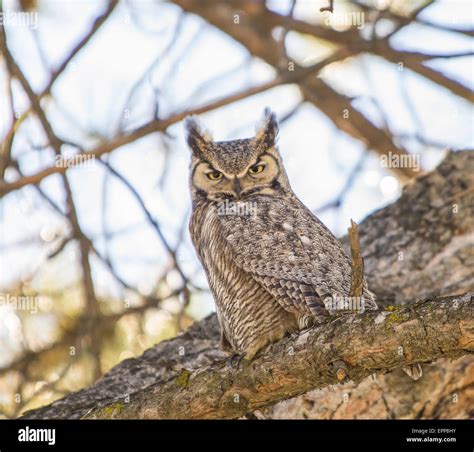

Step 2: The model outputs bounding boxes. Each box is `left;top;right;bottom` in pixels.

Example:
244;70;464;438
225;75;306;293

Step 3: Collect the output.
187;109;377;359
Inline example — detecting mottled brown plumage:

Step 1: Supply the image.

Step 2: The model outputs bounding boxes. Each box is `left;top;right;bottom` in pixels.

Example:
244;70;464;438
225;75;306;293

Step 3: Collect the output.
186;109;377;359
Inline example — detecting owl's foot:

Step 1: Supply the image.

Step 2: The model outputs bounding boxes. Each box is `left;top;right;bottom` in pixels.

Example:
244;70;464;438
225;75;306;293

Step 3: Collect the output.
403;363;423;380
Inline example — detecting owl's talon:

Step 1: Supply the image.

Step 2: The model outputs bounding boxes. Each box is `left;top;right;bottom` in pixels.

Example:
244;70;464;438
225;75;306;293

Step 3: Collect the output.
403;363;423;380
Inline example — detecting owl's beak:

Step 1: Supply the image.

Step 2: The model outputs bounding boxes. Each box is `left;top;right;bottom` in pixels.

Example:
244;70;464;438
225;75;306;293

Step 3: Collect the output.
232;177;242;197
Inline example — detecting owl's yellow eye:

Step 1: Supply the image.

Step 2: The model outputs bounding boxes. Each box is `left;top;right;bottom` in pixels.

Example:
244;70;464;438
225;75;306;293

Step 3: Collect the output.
249;164;265;174
207;170;223;180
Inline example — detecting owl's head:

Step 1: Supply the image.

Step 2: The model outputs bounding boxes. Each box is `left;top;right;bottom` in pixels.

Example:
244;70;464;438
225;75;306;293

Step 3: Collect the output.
185;108;291;202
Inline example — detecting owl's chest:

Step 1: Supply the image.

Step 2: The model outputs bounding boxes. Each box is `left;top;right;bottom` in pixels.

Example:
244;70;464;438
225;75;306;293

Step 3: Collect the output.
190;205;247;300
190;204;296;353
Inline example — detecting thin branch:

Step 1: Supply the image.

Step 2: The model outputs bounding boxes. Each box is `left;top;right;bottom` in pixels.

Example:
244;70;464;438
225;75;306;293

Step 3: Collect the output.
41;0;119;98
320;0;334;14
0;71;16;178
371;42;474;103
416;18;474;37
264;8;359;44
97;158;189;285
348;219;364;299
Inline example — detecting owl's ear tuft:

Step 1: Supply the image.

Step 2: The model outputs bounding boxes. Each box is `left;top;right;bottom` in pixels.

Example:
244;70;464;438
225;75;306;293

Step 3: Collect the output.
184;116;213;157
255;108;279;148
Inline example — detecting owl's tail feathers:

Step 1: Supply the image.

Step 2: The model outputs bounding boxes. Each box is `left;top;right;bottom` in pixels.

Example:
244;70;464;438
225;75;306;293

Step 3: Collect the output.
402;363;423;380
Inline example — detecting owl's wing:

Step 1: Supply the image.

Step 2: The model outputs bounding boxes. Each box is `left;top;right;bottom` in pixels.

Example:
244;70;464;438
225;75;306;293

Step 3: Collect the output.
251;273;328;319
218;195;376;318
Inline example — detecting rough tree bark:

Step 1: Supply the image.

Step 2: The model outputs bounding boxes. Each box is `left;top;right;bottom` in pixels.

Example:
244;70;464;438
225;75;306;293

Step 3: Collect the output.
22;150;474;419
83;293;472;419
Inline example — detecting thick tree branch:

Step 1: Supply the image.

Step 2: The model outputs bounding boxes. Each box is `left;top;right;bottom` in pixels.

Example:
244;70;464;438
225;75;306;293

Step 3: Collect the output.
78;293;474;419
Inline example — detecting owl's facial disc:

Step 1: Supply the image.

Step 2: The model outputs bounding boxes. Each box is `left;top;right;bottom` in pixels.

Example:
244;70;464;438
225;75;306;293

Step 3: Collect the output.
192;153;282;201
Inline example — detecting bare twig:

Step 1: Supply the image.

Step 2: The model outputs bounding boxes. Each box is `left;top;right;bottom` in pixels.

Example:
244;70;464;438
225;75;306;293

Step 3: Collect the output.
320;0;334;14
41;1;119;98
348;219;364;299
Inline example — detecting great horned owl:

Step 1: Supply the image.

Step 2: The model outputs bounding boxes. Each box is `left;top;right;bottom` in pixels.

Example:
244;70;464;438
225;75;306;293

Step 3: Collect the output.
186;108;379;362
